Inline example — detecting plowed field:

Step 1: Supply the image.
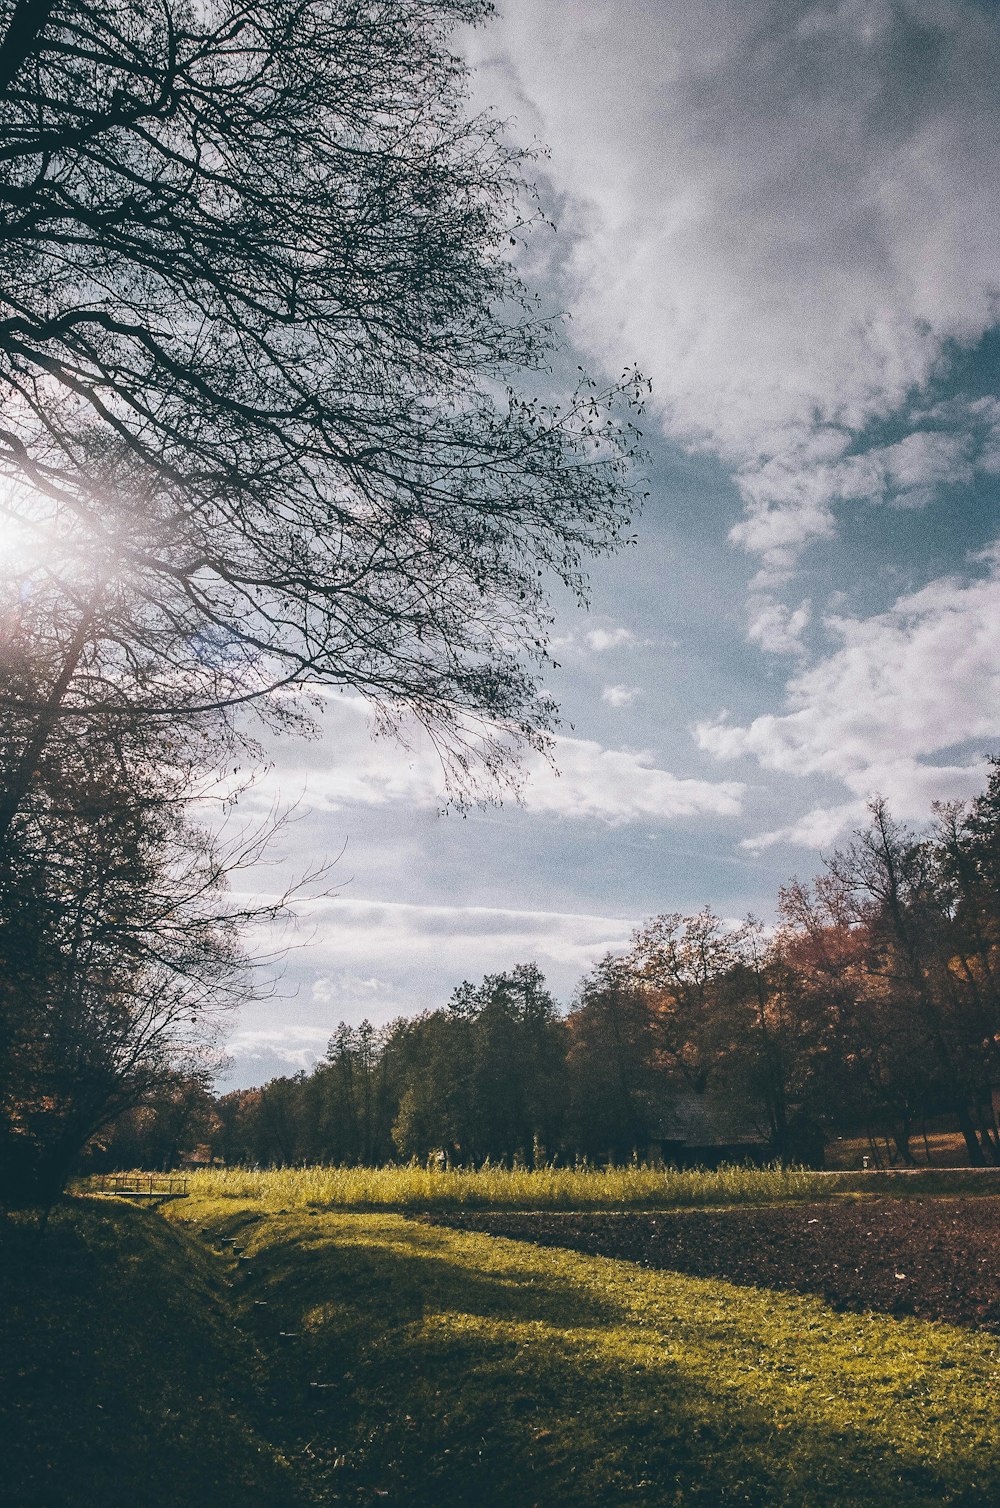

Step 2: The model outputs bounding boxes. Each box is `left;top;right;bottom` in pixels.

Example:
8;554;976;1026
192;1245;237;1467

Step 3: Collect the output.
432;1197;1000;1332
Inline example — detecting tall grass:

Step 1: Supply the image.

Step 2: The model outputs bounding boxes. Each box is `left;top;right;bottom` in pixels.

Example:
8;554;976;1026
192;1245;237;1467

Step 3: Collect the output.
183;1161;840;1211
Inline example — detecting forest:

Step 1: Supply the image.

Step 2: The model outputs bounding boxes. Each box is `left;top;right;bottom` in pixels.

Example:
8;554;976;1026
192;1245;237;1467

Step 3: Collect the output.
94;773;1000;1173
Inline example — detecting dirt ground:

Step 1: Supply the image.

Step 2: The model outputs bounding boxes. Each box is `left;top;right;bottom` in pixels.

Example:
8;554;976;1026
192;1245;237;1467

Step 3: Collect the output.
432;1198;1000;1333
825;1131;974;1169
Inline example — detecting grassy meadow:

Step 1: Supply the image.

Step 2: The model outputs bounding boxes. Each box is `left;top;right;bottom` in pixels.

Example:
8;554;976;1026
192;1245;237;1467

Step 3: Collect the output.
172;1182;1000;1505
183;1159;837;1211
4;1166;1000;1505
178;1159;1000;1210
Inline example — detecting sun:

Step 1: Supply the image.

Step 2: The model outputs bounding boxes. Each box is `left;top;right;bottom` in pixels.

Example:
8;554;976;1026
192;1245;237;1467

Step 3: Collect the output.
0;484;59;578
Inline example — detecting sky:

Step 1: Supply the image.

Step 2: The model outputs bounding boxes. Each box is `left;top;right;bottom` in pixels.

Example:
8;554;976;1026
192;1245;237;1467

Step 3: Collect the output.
220;0;1000;1088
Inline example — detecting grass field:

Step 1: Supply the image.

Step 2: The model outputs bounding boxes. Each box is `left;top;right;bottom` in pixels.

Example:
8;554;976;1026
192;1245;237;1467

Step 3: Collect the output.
182;1160;836;1210
169;1187;1000;1506
176;1160;1000;1210
6;1168;1000;1505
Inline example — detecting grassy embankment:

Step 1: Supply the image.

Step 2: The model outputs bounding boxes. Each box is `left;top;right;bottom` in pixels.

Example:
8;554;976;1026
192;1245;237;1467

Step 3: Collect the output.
0;1198;308;1508
5;1166;1000;1506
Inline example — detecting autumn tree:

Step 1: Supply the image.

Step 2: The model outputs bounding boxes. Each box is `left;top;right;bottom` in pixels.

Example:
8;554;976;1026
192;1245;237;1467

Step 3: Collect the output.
825;799;1000;1164
607;911;828;1163
716;921;805;1161
776;874;895;1145
626;909;741;1093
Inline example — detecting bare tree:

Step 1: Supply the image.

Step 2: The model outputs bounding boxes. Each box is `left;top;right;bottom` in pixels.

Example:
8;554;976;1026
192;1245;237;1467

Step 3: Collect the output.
0;0;647;830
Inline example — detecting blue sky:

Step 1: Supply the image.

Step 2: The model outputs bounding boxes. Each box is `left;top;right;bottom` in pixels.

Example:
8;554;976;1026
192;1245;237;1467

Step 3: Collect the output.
220;0;1000;1087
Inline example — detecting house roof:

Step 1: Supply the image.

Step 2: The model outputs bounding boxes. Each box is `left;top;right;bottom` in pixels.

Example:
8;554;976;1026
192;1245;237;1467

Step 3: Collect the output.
652;1088;770;1147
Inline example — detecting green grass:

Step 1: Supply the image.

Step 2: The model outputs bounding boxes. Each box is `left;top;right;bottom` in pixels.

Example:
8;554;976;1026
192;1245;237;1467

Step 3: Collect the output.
9;1177;1000;1505
166;1187;1000;1506
0;1199;307;1508
174;1160;1000;1211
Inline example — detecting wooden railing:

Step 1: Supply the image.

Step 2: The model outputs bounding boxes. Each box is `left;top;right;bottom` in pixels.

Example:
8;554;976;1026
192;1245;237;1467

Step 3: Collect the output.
94;1172;189;1199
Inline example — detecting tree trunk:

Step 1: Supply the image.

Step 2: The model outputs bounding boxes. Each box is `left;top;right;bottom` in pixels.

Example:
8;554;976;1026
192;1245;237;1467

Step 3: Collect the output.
956;1102;986;1166
891;1118;915;1166
921;1120;934;1165
0;0;56;95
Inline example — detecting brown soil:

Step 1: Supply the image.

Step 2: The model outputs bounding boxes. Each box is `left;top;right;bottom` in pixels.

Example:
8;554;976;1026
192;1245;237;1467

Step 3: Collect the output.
432;1198;1000;1333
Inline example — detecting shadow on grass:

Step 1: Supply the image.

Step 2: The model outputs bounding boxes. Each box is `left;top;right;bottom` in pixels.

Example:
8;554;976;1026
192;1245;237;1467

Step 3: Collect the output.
0;1200;308;1508
222;1211;1000;1508
251;1221;623;1330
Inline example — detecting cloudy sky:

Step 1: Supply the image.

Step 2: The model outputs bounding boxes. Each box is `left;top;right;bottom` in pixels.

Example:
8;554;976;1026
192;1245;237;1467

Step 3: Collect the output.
222;0;1000;1087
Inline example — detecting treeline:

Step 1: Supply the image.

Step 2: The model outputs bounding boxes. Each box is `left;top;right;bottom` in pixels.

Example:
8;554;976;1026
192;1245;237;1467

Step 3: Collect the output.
124;770;1000;1171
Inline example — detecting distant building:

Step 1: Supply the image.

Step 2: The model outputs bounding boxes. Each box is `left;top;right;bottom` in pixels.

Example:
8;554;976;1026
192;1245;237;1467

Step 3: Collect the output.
649;1088;773;1167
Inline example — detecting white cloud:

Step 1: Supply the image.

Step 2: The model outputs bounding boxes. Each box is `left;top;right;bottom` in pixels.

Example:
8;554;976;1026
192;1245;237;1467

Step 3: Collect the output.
732;424;988;581
262;697;743;826
553;623;640;654
747;598;811;655
223;1024;331;1075
220;902;645;1085
469;1;1000;575
229;895;640;1013
530;736;744;822
296;896;637;973
585;625;638;652
740;800;868;853
697;553;1000;845
601;683;644;707
310;972;396;1007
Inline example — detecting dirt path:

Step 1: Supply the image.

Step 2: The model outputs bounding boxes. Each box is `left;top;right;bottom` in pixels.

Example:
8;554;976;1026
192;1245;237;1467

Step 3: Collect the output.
432;1198;1000;1332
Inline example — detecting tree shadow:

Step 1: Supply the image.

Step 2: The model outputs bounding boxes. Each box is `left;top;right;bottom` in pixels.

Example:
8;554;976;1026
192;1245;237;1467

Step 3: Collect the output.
228;1213;1000;1507
248;1220;623;1332
1;1201;308;1508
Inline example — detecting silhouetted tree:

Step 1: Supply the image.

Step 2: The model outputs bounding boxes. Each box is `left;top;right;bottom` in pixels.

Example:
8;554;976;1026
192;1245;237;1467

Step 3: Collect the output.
0;678;300;1203
0;0;647;838
565;955;658;1159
